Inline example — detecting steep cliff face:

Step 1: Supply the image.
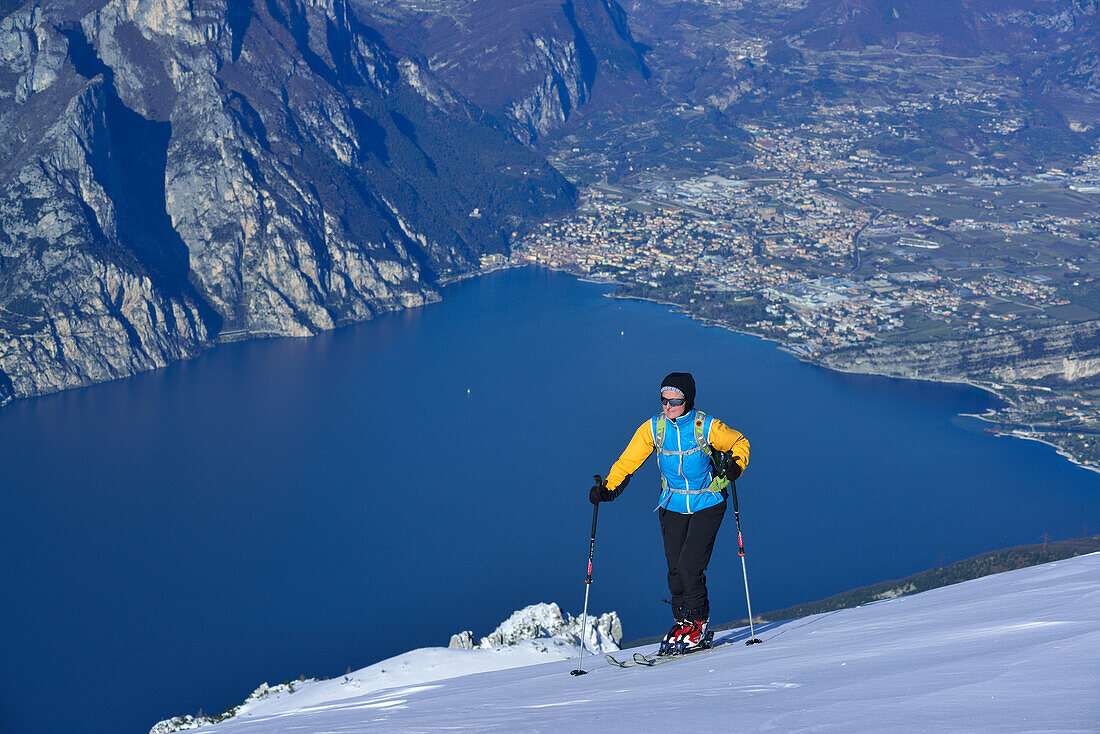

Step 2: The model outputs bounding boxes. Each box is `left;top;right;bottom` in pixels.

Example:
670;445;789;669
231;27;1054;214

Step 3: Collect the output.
368;0;650;143
0;0;574;403
0;6;214;400
819;321;1100;383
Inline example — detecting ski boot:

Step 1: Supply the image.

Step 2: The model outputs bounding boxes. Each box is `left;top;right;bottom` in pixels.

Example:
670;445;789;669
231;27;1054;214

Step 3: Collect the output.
658;619;688;656
672;619;713;655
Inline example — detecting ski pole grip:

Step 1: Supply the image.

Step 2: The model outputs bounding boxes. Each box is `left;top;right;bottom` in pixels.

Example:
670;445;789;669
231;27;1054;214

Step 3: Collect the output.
730;479;740;513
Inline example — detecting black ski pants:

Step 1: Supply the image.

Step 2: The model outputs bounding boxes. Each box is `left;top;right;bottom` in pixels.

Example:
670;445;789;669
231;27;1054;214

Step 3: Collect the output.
659;501;726;621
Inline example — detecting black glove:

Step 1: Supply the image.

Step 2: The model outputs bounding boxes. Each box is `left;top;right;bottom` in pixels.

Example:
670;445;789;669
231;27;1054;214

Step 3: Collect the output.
589;481;622;504
713;450;743;481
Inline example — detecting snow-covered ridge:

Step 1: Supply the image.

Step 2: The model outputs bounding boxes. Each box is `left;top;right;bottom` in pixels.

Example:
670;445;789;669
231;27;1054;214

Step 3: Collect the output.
154;553;1100;733
151;603;620;733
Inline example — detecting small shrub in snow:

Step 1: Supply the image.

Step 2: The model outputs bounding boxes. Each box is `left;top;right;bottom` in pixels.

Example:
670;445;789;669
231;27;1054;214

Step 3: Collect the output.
149;679;318;733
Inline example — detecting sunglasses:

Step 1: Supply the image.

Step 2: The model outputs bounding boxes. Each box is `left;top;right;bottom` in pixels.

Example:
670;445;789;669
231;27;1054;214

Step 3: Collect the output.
660;397;686;406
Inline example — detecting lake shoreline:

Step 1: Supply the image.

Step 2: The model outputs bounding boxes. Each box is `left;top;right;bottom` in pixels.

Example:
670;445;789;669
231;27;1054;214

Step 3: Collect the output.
7;256;1096;477
541;267;1100;477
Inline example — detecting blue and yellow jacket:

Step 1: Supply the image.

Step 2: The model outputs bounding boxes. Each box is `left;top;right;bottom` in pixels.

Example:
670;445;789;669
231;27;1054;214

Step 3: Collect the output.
605;408;749;514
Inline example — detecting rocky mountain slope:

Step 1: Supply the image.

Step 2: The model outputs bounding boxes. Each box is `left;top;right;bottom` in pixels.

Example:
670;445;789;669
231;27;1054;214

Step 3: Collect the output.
819;321;1100;382
0;0;574;404
356;0;651;144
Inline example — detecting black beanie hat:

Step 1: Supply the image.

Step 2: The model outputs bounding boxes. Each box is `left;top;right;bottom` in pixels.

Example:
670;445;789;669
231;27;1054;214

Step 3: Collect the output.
660;372;696;412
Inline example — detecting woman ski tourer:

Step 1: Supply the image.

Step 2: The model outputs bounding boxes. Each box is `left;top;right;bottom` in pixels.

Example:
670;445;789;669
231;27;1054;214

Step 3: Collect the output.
590;372;749;655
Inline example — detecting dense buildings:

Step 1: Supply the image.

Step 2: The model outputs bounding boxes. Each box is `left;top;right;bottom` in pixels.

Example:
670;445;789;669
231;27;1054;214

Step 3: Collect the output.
515;121;1100;469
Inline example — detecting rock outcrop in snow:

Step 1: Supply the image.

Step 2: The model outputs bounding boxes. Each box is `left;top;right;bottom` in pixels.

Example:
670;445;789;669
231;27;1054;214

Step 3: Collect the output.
448;602;622;653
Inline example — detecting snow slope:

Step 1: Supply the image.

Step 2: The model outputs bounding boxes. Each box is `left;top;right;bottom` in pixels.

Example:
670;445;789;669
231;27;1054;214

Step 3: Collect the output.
177;553;1100;733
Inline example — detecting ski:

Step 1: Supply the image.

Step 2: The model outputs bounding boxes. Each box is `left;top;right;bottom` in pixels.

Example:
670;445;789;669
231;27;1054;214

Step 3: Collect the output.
604;653;635;668
607;635;740;669
632;641;731;667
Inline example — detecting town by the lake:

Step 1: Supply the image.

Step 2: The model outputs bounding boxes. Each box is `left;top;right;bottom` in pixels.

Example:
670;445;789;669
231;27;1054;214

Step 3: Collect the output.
501;99;1100;471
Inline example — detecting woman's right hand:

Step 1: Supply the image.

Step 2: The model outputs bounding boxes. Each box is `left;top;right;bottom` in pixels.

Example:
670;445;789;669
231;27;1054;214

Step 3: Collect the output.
589;481;621;504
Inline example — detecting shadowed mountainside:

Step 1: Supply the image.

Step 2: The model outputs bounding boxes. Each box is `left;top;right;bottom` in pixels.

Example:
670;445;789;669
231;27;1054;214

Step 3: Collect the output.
355;0;651;143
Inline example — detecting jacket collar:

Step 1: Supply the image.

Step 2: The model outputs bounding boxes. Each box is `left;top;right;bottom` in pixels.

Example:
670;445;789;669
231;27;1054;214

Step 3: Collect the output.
668;408;697;426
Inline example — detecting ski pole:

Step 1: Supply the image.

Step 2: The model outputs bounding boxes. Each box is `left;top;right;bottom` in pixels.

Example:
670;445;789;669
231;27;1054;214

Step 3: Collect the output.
730;479;763;645
570;475;602;676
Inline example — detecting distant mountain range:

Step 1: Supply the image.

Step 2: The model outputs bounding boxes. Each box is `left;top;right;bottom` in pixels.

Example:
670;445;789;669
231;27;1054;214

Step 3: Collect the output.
786;0;1100;120
787;0;1099;54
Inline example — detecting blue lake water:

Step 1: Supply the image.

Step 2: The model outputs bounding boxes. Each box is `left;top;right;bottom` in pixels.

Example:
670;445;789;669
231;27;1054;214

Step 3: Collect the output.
2;267;1098;733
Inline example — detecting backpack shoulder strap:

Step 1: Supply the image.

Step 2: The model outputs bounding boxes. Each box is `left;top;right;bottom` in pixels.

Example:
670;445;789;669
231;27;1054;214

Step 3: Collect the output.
652;414;666;449
693;410;712;458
